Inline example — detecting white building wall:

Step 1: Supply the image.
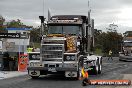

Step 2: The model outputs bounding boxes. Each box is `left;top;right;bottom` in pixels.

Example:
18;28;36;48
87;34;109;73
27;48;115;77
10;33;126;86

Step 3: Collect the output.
2;29;31;53
7;39;29;45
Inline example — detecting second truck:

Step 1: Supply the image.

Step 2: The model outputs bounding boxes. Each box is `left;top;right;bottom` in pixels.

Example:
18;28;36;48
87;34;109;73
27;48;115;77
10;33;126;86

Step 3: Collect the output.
119;31;132;61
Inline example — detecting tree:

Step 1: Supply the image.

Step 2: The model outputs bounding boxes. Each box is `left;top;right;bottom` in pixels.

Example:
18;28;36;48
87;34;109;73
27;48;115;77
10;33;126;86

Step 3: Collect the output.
30;27;41;43
94;29;103;49
7;19;32;28
7;19;22;28
105;32;122;55
94;27;123;56
106;23;118;32
0;15;7;33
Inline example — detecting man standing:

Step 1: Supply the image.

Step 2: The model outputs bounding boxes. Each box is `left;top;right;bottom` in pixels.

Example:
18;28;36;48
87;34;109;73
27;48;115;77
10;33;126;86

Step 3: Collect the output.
3;52;9;70
108;50;113;60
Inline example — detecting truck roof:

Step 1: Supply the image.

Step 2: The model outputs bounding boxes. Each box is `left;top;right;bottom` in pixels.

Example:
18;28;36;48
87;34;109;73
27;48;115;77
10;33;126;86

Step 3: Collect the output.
50;15;87;23
48;15;88;24
51;15;87;20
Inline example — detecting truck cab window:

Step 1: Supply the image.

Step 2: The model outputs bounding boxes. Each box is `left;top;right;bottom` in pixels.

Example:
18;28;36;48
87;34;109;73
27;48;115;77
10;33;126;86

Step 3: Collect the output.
48;25;81;36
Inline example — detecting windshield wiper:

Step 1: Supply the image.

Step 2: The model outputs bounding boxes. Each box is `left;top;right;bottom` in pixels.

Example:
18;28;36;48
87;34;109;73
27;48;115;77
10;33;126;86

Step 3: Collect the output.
51;33;62;34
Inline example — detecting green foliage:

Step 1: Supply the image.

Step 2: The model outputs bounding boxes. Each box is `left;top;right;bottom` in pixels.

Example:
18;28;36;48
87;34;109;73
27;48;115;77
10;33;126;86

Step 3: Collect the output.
7;19;22;28
33;43;41;48
30;27;41;43
7;19;32;28
94;29;123;56
94;48;103;56
0;15;7;33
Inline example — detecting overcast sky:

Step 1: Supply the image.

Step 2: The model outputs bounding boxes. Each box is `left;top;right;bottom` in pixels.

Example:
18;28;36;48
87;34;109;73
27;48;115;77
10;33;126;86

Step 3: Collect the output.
0;0;132;33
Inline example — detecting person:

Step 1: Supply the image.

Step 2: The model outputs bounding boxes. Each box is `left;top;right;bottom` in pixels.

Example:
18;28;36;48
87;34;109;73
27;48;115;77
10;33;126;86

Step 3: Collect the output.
80;67;91;86
27;46;33;52
108;50;113;60
3;52;9;71
9;56;14;71
32;47;35;52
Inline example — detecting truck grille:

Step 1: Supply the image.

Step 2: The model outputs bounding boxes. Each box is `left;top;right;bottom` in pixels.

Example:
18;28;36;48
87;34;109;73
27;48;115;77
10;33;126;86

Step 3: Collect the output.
41;44;64;62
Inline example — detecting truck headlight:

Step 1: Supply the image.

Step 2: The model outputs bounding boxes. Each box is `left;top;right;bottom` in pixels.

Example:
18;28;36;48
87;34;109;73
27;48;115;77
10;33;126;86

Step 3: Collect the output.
32;55;36;59
66;56;71;60
71;56;75;60
65;55;75;61
31;55;40;59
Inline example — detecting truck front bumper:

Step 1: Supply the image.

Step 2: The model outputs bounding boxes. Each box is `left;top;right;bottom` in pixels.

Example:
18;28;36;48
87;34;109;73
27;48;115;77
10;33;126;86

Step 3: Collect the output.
27;67;77;71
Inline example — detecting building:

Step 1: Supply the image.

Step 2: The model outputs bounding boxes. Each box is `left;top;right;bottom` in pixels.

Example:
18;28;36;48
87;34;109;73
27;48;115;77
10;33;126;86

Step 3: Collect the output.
3;28;31;53
0;28;31;71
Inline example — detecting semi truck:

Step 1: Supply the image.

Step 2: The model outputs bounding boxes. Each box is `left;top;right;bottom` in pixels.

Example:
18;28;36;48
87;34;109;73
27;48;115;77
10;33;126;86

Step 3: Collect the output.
27;14;102;79
119;32;132;61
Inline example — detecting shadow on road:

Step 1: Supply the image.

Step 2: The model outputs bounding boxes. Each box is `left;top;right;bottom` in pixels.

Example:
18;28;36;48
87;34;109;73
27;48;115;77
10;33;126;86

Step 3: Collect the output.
29;74;79;81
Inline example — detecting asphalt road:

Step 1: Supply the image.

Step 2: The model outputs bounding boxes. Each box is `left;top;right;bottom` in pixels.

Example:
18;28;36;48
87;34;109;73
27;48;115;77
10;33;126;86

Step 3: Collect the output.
0;57;132;88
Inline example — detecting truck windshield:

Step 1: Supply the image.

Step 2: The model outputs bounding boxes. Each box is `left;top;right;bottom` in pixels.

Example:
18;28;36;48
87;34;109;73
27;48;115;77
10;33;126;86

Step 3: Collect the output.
48;25;81;35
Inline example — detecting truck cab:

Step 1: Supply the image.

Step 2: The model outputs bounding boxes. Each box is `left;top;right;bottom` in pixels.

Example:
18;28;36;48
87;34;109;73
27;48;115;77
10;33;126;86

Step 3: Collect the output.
27;15;102;79
119;36;132;61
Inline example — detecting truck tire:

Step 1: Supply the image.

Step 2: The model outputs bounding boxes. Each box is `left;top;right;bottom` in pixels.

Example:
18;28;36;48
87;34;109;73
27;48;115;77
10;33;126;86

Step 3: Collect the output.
98;64;101;74
31;76;39;79
92;66;98;75
98;58;102;74
92;59;100;75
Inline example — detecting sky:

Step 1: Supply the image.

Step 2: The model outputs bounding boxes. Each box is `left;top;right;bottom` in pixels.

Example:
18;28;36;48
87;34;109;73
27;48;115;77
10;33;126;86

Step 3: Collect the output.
0;0;132;33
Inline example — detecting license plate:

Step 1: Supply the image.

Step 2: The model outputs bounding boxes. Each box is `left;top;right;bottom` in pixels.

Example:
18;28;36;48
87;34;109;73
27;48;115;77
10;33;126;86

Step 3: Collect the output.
48;68;56;72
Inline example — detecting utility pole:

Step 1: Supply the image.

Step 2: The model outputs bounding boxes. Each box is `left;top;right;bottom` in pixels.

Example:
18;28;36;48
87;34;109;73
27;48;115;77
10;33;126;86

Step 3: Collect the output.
87;0;91;54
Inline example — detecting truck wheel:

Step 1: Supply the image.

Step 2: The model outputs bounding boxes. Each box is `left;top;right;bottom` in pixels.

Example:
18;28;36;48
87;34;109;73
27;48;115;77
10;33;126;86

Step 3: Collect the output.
98;58;102;74
98;64;101;74
93;59;99;75
93;66;98;75
31;76;39;79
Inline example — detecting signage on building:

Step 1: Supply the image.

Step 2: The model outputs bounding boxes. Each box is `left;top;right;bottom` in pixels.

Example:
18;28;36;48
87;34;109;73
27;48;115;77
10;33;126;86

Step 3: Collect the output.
0;33;20;38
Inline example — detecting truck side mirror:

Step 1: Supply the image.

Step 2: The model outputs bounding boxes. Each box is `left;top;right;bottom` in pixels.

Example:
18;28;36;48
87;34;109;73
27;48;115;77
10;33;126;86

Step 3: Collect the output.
39;16;44;23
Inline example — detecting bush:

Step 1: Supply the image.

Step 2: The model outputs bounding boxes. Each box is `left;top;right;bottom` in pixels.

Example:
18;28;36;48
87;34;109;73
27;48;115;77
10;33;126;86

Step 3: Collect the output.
94;48;103;56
